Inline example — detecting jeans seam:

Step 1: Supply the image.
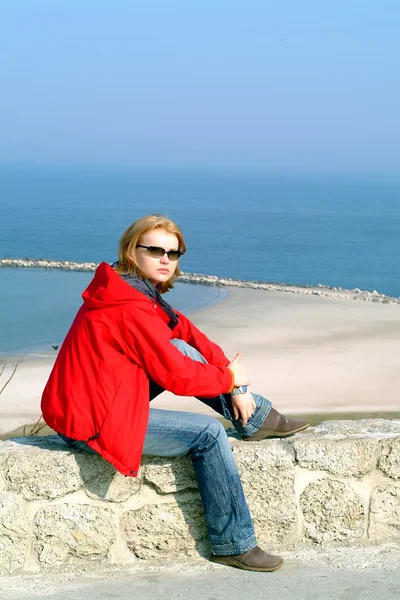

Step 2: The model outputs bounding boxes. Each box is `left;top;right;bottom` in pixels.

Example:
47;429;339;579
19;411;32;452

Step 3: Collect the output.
192;424;256;554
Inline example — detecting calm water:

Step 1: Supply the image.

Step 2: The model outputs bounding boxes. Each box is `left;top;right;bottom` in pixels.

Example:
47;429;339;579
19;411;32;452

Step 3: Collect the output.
1;165;400;354
0;269;226;357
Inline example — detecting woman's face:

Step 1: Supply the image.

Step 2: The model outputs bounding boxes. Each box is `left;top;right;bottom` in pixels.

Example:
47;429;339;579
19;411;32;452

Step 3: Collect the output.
133;228;180;286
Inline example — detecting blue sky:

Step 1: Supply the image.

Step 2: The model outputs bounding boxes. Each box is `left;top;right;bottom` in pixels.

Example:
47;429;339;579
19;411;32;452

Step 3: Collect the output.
1;1;399;173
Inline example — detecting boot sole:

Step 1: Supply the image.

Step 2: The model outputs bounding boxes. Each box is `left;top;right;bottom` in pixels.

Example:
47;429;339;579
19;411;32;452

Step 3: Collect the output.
210;555;284;572
243;422;310;442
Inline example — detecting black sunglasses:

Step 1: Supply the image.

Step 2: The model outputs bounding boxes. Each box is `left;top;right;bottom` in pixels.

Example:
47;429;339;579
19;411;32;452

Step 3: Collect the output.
136;245;182;261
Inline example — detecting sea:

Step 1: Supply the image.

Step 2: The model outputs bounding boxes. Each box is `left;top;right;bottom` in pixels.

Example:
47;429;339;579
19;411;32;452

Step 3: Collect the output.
1;165;400;357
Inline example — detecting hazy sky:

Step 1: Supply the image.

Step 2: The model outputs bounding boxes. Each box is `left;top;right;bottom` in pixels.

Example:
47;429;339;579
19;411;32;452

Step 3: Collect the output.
1;1;399;173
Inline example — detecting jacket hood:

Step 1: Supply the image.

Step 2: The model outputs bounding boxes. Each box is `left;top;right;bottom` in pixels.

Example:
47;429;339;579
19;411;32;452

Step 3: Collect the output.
82;262;150;309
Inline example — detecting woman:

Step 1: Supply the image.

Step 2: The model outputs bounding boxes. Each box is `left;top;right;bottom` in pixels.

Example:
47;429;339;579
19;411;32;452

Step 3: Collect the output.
41;214;309;572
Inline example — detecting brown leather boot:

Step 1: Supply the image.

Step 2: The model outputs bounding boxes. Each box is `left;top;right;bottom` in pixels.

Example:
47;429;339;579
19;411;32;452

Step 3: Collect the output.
243;407;310;441
210;545;283;572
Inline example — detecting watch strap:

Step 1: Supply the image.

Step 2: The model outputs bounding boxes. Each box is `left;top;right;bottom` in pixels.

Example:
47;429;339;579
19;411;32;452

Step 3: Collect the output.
231;385;248;396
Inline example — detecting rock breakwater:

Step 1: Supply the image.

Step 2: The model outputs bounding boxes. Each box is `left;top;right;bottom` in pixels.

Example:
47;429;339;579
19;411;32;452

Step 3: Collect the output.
1;258;399;304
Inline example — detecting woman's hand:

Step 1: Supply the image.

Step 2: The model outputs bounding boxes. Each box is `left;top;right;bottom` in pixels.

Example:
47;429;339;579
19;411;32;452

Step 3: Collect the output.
228;352;250;387
231;390;256;427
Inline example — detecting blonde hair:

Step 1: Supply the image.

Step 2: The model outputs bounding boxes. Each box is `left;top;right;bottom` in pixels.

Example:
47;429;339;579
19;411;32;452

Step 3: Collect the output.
115;214;186;293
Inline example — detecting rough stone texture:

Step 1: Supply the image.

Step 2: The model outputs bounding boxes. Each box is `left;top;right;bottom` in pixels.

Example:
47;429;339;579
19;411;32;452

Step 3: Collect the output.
0;491;29;575
369;485;400;540
0;441;21;491
314;419;400;436
0;436;139;503
294;435;380;477
3;445;83;500
300;479;365;544
84;460;142;502
0;440;17;461
379;437;400;480
143;456;197;494
1;421;400;574
34;504;115;567
232;440;298;545
121;500;208;560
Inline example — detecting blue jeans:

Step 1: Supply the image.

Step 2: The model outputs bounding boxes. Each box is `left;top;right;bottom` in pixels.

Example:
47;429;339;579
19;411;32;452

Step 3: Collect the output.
59;339;272;555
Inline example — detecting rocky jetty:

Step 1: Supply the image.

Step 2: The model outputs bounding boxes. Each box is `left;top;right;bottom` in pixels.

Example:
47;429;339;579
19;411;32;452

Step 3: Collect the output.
1;258;399;304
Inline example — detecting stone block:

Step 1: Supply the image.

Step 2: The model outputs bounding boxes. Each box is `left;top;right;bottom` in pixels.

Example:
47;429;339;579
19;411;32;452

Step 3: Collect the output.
300;479;365;544
379;437;400;480
121;500;208;560
83;459;142;502
1;436;137;502
232;440;298;544
294;435;380;477
1;437;85;500
143;456;197;494
369;485;400;541
314;419;400;436
0;490;29;575
34;504;115;567
0;441;21;490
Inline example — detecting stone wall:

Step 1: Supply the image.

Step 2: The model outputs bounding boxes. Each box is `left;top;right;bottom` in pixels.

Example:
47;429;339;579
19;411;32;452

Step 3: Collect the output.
0;420;399;575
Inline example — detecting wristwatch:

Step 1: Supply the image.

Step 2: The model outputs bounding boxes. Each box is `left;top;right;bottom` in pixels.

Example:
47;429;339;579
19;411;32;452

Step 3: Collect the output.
231;385;248;396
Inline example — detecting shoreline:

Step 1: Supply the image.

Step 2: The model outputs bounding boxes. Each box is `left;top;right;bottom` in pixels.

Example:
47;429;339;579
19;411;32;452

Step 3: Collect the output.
2;285;400;438
1;257;399;304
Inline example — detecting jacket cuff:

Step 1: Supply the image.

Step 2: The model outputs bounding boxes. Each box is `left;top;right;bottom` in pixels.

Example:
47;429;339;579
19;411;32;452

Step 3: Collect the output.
226;368;235;393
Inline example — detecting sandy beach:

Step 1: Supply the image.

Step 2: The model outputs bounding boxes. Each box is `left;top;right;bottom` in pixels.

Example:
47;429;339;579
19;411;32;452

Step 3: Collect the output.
1;286;400;438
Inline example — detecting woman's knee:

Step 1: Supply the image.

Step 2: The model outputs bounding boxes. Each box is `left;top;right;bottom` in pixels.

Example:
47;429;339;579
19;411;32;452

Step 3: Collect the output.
195;417;227;452
170;338;207;363
169;338;189;352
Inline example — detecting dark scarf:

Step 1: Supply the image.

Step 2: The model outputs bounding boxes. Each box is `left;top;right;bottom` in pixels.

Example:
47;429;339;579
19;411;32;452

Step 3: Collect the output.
111;263;179;330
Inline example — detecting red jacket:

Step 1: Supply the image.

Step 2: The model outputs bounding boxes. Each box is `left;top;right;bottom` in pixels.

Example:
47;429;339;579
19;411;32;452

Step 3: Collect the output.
41;262;233;476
